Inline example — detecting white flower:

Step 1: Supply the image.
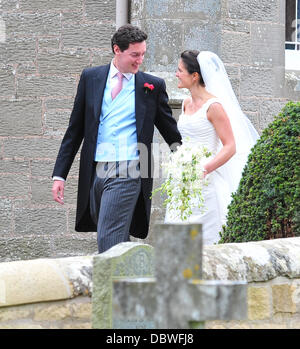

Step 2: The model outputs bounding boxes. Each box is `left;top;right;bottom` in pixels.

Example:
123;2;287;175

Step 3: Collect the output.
152;139;211;221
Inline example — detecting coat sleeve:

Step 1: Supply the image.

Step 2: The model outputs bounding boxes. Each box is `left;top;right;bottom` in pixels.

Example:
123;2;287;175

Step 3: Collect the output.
154;78;182;149
52;69;86;180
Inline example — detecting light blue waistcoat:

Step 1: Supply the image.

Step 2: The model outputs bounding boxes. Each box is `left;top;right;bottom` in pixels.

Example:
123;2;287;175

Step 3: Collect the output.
94;74;138;162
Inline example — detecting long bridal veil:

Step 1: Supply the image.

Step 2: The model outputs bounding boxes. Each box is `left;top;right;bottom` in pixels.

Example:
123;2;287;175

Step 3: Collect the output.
197;51;259;210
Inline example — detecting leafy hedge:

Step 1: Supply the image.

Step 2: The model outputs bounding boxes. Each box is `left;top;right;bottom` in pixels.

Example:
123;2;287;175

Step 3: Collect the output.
219;101;300;243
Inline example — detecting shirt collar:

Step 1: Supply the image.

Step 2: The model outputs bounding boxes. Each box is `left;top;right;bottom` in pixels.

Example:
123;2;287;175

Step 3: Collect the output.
110;61;133;81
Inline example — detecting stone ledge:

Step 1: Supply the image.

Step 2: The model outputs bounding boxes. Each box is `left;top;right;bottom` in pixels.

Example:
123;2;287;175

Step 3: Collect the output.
0;256;93;307
203;237;300;282
0;238;299;308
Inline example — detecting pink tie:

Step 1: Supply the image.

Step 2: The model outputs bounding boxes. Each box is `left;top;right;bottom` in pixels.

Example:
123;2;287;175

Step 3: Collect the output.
111;72;124;100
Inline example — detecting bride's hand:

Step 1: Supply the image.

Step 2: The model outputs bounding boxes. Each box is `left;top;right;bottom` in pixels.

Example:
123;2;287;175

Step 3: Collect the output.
202;169;208;179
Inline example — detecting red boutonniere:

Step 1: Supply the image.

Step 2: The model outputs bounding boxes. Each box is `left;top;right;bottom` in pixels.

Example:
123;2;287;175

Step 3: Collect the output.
144;82;154;94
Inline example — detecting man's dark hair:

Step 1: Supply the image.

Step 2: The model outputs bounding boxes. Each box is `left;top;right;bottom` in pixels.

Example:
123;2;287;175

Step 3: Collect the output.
181;50;205;87
111;24;148;53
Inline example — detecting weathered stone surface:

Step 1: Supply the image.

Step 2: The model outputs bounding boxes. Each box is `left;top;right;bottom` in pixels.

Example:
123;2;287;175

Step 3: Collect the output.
17;76;76;98
202;237;300;282
250;23;284;68
38;50;90;75
92;242;154;329
227;0;280;22
220;32;251;65
0;100;42;136
62;23;114;49
0;255;93;307
0;38;36;64
14;208;66;235
0;236;53;262
3;137;63;159
272;284;297;314
5;13;61;36
85;0;116;21
0;175;30;197
0;67;15;96
248;286;271;320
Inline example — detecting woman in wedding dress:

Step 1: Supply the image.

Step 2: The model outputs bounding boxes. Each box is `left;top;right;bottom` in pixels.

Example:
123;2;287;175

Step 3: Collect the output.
164;50;259;244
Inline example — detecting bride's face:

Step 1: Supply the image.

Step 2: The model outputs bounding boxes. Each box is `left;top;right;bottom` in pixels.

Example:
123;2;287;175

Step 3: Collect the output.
176;59;193;89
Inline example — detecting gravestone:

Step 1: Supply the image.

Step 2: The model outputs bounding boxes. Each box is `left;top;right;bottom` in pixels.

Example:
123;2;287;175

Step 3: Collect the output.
92;224;247;329
92;242;154;329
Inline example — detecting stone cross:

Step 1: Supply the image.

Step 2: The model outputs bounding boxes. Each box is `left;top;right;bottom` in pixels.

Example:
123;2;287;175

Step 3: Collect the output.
92;224;247;329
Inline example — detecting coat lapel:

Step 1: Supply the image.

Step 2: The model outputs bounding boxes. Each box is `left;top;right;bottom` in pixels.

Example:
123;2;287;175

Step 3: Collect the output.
135;72;147;138
93;64;110;121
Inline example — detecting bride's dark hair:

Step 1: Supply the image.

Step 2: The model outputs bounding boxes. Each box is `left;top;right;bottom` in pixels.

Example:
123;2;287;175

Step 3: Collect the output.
180;50;205;86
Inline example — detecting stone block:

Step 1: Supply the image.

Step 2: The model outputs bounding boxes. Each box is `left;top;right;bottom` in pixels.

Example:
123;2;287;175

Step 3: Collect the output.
0;236;53;262
0;38;36;65
220;32;250;65
62;23;115;49
184;21;222;56
85;0;116;21
5;13;60;37
259;99;287;129
0;207;12;234
34;303;72;321
272;284;297;314
0;100;42;136
0;259;72;307
92;242;154;329
223;20;250;33
38;50;91;75
44;98;75;110
240;66;275;97
44;109;73;136
0;67;15;96
17;75;76;98
91;49;114;67
3;137;63;159
250;23;284;67
0;174;30;198
142;20;183;72
248;286;271;320
38;37;60;50
14;208;66;235
19;0;82;11
227;0;280;22
0;304;32;322
70;300;92;319
0;159;29;174
51;234;97;258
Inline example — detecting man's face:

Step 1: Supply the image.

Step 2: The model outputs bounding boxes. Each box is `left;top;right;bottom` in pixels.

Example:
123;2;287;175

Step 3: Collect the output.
113;41;146;74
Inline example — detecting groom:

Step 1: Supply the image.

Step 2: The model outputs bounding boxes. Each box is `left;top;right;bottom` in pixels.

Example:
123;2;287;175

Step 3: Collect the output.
52;24;182;253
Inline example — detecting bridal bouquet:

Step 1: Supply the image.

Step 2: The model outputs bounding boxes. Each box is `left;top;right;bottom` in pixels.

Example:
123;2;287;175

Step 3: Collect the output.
152;140;211;221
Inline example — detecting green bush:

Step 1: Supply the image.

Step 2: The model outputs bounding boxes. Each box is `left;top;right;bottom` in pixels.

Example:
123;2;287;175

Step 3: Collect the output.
219;101;300;243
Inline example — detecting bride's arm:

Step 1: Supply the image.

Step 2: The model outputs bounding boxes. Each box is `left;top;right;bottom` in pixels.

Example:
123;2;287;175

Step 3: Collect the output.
204;103;236;176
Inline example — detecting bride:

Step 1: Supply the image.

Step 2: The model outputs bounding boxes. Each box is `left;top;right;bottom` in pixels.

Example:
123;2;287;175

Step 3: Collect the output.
164;50;259;244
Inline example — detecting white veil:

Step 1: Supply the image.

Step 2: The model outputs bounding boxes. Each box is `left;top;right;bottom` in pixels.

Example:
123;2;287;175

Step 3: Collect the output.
197;51;259;197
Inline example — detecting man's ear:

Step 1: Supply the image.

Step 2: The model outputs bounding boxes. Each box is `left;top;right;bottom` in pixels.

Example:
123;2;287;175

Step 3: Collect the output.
113;44;121;55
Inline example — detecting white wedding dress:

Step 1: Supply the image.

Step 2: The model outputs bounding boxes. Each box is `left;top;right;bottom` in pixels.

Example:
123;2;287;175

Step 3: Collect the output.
164;97;232;245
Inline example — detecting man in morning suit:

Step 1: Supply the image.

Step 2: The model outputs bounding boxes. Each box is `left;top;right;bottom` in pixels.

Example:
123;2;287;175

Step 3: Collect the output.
52;24;182;253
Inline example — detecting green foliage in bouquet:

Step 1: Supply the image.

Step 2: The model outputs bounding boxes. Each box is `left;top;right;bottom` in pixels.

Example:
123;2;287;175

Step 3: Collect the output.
219;101;300;243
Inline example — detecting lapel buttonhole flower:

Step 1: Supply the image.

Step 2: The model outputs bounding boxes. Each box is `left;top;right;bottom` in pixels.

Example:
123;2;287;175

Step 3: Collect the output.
144;82;154;94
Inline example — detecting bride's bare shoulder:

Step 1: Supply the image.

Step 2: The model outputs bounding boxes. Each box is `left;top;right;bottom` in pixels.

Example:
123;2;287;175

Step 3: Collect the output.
182;97;192;112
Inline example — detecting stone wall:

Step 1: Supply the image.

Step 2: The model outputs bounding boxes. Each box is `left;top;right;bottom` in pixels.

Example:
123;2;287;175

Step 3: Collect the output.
0;238;299;329
0;0;116;261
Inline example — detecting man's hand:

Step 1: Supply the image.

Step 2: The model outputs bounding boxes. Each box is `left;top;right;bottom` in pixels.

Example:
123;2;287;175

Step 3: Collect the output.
52;180;65;205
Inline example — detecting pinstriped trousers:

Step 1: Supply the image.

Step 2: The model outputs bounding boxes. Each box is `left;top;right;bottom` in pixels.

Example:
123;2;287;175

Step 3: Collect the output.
89;160;141;253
